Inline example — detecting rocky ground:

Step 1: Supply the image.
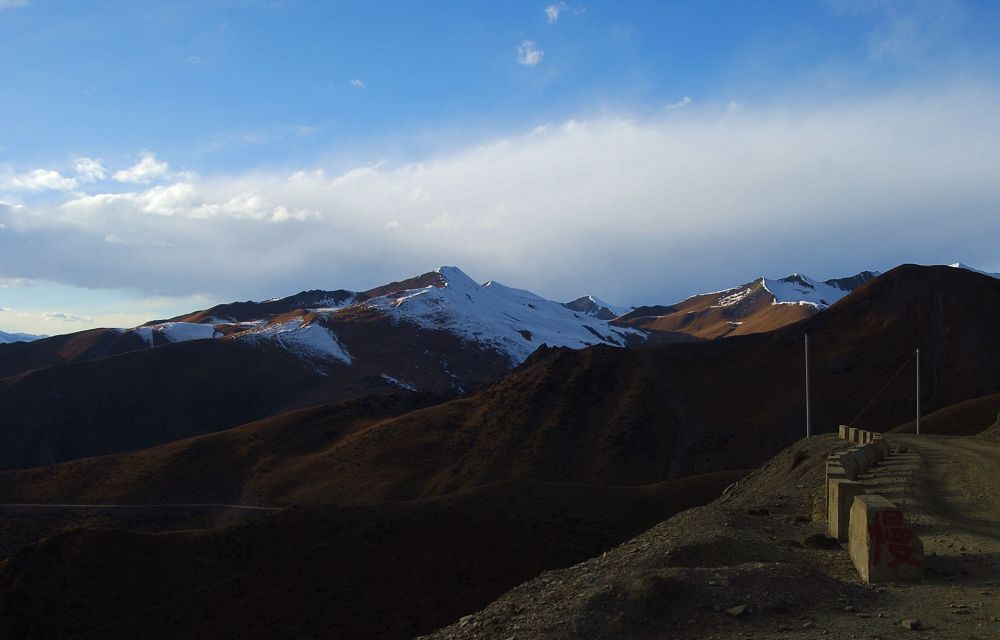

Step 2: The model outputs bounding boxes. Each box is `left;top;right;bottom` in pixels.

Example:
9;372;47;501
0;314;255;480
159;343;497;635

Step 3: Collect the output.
422;433;1000;640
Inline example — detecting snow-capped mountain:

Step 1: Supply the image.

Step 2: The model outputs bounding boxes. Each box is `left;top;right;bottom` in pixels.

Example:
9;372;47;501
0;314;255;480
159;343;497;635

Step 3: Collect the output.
104;266;644;384
757;273;867;308
615;271;878;340
361;267;643;363
0;330;46;344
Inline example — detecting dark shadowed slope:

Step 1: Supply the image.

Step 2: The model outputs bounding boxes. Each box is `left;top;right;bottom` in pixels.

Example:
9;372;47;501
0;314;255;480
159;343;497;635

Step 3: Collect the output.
0;328;147;380
0;315;516;470
0;473;741;640
0;394;447;506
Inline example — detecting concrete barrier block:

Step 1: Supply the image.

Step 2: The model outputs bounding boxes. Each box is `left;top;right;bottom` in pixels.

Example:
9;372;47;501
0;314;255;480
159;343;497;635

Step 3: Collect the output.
826;461;848;489
849;495;924;583
839;425;850;440
848;427;859;443
844;448;869;475
828;479;866;542
838;453;862;480
860;443;880;467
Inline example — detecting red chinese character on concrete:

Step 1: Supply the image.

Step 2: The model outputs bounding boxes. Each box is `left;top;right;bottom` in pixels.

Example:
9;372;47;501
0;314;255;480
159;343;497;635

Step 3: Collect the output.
868;508;920;568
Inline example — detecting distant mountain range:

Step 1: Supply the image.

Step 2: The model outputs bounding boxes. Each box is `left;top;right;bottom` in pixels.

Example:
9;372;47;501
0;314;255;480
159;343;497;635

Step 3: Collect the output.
0;330;45;344
0;265;879;375
614;271;878;340
3;262;996;470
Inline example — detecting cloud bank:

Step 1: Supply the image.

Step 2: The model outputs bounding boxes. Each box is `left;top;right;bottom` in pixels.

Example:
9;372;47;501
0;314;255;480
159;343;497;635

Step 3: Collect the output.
1;84;998;305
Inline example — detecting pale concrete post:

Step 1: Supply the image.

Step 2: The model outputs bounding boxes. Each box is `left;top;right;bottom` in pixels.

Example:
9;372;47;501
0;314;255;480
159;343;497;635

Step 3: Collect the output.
826;461;848;490
848;495;924;583
838;425;850;440
828;479;865;542
848;427;859;443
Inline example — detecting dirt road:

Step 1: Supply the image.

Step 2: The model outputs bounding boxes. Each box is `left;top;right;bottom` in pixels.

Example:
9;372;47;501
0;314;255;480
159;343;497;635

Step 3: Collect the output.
424;433;1000;640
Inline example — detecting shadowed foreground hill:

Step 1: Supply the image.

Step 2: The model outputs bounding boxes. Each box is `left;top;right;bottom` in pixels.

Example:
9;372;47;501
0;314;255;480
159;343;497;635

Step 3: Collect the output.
0;474;741;640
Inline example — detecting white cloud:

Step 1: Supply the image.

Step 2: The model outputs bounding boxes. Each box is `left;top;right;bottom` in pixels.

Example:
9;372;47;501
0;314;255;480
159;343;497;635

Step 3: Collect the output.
1;84;1000;305
545;2;568;23
4;168;78;191
113;151;169;184
517;40;544;66
43;312;92;323
0;0;28;10
349;78;366;89
664;96;692;111
73;157;107;182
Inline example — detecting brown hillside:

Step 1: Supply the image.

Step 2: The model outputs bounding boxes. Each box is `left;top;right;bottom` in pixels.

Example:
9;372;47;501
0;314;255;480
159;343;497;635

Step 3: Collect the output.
890;390;1000;436
615;279;816;339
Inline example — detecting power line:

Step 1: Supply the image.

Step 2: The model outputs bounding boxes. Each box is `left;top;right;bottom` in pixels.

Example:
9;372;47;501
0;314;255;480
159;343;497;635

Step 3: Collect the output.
849;354;915;428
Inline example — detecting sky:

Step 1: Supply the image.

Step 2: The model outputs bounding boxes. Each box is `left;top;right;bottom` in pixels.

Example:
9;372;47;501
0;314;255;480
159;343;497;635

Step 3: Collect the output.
2;0;1000;335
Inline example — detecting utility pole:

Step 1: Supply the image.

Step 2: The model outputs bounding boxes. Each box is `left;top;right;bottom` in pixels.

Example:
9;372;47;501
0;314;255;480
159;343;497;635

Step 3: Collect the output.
805;333;812;437
915;348;921;435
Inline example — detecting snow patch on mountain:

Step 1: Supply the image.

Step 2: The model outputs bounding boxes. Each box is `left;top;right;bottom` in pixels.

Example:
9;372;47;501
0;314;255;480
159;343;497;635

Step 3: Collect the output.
762;274;852;308
365;266;644;364
310;294;358;311
713;287;755;307
381;374;417;391
155;322;219;343
243;319;353;365
950;263;1000;279
126;322;219;346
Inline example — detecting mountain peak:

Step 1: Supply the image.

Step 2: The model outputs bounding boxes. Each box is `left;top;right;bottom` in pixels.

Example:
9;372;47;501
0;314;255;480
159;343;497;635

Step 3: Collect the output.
434;266;481;288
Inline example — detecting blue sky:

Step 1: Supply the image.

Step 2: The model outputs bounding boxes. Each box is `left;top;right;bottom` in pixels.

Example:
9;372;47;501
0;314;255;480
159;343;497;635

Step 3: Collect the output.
2;0;1000;335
